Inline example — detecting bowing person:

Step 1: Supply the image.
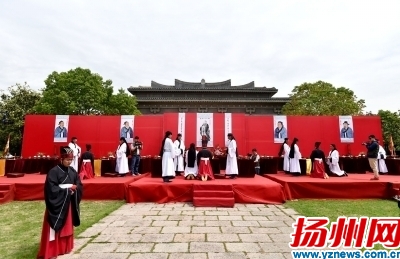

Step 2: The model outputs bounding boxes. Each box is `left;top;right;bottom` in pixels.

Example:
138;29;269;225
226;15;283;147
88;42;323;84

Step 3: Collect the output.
310;142;329;179
326;144;347;177
37;146;83;259
184;143;198;180
289;138;302;176
197;140;215;181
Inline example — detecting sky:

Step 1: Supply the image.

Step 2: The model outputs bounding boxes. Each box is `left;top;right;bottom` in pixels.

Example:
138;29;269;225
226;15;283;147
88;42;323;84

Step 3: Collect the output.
0;0;399;113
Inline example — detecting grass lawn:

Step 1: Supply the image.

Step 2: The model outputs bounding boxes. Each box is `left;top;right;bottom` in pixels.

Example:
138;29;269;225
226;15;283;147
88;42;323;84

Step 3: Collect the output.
285;199;400;250
0;200;124;259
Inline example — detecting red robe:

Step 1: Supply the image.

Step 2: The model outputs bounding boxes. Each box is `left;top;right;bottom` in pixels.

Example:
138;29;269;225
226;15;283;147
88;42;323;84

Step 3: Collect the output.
79;160;94;180
197;148;214;180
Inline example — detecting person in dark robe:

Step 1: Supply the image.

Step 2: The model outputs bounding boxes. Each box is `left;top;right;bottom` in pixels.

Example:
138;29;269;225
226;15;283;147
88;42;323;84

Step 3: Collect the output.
37;146;83;259
184;143;198;180
197;140;215;181
79;144;95;180
309;142;329;179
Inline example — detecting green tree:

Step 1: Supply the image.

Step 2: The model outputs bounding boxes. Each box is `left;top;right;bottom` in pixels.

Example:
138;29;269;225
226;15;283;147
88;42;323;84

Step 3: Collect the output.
0;83;41;155
281;81;366;115
33;67;140;115
378;110;400;151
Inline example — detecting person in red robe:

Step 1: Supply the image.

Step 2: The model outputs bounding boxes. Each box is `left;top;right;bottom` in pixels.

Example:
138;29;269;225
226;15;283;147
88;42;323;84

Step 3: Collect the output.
310;142;329;179
79;144;95;180
37;146;83;259
197;140;215;181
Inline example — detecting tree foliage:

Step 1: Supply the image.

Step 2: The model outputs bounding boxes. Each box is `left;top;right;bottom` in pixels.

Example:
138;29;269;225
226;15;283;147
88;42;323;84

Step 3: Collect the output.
33;67;140;115
378;110;400;151
281;81;366;115
0;83;41;155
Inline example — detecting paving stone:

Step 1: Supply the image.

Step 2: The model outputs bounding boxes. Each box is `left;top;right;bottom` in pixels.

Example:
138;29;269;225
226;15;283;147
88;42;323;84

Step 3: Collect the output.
72;238;91;251
182;211;206;215
132;226;162;234
168;215;193;221
227;211;252;216
123;220;152;227
258;221;288;227
140;234;174;243
217;207;238;211
268;215;294;221
208;253;247;259
178;220;205;227
107;234;142;242
161;226;191;233
128;253;168;259
115;243;154;253
220;226;251;233
273;211;286;216
281;208;299;215
250;211;275;216
231;220;260;227
247;253;286;259
193;215;218;220
101;227;133;235
269;233;291;242
80;243;118;253
152;220;179;227
192;226;221;233
237;207;260;212
205;211;229;215
225;242;262;252
278;226;295;233
238;233;272;242
153;243;188;252
207;233;240;242
249;227;281;234
169;253;207;259
218;216;243;221
142;216;169;221
174;233;206;242
158;210;183;215
174;207;196;211
189;242;226;252
109;220;127;227
67;253;130;259
243;216;269;221
206;220;232;227
259;242;292;252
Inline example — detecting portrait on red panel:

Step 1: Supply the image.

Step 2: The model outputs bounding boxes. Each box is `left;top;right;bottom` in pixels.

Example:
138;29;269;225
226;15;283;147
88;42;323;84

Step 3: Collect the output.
197;113;213;147
339;116;354;143
273;115;288;143
120;115;135;143
54;115;69;143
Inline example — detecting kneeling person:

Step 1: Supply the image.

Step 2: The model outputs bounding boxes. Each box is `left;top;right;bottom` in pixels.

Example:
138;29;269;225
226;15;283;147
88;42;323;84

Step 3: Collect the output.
197;140;215;181
184;143;198;180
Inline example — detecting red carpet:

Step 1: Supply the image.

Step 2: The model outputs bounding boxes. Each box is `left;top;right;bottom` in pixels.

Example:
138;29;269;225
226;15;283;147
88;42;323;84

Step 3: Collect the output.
0;173;149;201
264;172;400;200
126;175;285;205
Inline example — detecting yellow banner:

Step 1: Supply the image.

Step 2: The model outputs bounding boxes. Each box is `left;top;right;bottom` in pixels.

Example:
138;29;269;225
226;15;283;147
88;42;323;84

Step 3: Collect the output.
0;159;5;177
94;159;101;177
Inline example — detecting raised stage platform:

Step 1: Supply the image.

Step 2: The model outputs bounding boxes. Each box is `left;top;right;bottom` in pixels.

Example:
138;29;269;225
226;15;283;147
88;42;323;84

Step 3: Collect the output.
264;172;400;200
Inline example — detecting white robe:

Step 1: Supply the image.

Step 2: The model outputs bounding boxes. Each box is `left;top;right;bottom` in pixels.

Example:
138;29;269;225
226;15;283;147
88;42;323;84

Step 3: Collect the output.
378;145;388;173
162;138;175;177
68;142;80;172
283;143;290;172
116;143;129;174
226;139;238;175
184;150;198;177
289;144;301;174
174;140;185;172
327;150;345;176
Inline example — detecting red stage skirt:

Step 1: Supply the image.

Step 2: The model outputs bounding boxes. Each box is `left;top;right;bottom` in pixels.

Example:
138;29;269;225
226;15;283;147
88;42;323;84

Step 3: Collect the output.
79;160;94;180
310;160;326;179
37;204;74;259
198;159;215;180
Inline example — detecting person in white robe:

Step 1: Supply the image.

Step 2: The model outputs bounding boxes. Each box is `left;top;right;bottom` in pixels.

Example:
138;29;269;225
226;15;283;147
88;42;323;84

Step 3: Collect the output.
326;144;347;177
377;141;388;174
160;131;175;183
278;138;290;173
225;133;239;179
184;143;198;180
68;137;81;172
288;138;302;176
116;137;130;176
174;133;185;175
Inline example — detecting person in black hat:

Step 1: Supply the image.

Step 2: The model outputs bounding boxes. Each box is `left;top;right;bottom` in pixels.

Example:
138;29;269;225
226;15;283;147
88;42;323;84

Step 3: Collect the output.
37;146;83;259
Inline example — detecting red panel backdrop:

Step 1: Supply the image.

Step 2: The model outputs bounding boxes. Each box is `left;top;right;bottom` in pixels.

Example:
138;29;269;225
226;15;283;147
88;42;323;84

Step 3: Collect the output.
21;114;382;158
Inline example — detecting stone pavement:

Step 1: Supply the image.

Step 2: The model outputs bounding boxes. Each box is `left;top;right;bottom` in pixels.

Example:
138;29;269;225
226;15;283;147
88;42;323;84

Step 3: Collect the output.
59;203;300;259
